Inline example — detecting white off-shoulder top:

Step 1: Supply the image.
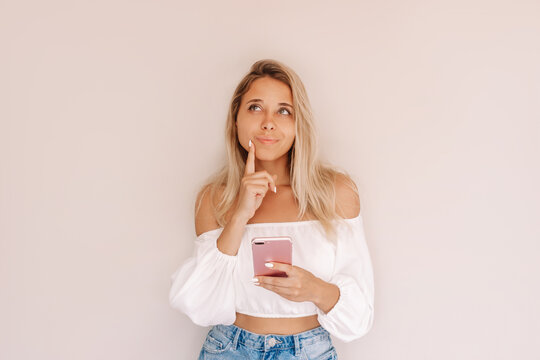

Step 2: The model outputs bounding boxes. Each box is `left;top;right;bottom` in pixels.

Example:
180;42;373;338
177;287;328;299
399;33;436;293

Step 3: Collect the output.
169;214;374;343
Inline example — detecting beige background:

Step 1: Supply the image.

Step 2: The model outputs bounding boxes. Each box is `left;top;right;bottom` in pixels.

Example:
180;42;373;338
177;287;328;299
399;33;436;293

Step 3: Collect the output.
1;0;539;359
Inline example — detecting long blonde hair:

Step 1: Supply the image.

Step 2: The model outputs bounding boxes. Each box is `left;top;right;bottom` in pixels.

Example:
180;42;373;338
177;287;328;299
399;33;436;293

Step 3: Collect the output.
196;59;358;243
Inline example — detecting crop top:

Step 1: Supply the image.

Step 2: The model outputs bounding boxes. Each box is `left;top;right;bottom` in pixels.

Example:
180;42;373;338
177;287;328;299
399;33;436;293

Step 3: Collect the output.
169;213;374;343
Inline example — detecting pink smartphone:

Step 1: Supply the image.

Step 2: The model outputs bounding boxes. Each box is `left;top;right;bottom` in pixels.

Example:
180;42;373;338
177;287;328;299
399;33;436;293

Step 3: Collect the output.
251;236;292;277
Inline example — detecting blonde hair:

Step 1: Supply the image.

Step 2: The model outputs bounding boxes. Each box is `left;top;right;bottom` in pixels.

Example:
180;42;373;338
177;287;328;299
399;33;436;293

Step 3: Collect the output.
196;59;359;243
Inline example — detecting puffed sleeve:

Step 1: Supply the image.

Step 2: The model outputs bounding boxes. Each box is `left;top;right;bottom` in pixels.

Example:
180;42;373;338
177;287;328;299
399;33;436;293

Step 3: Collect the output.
316;216;375;342
169;228;238;326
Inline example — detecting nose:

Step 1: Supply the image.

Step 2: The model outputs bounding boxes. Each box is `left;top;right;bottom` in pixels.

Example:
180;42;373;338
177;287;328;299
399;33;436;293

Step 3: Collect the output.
261;116;275;131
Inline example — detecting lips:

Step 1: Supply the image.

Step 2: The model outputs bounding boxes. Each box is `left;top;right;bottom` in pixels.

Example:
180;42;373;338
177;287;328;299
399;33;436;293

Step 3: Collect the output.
256;137;279;144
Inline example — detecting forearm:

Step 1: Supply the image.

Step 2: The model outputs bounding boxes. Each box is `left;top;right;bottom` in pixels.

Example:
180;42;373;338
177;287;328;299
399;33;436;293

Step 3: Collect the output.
313;278;340;314
216;214;248;256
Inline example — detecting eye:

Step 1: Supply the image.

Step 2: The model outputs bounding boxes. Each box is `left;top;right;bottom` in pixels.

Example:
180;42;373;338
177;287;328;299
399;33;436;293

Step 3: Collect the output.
248;104;292;116
248;104;262;111
279;107;292;115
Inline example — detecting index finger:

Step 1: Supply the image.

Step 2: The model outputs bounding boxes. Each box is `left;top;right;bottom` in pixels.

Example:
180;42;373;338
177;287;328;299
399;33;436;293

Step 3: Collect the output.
244;138;255;175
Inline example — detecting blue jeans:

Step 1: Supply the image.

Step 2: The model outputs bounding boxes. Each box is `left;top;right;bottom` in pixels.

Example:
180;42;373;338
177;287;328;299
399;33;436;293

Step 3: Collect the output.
197;323;338;359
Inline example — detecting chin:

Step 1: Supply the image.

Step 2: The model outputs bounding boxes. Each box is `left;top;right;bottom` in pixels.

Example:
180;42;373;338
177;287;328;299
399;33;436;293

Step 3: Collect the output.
256;151;288;162
256;154;278;161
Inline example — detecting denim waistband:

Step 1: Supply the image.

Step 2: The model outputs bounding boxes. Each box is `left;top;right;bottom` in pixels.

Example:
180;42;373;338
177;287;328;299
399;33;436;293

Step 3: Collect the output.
212;323;331;355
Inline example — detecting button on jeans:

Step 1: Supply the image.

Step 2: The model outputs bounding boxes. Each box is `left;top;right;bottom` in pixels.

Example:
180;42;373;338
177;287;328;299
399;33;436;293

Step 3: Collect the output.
198;324;338;359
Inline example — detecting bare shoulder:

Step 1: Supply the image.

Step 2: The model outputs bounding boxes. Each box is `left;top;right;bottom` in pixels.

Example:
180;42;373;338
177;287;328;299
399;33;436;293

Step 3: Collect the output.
334;172;361;219
194;184;223;237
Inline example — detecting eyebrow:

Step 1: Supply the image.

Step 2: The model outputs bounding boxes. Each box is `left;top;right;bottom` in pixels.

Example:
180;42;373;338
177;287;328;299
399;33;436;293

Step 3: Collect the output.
246;98;293;108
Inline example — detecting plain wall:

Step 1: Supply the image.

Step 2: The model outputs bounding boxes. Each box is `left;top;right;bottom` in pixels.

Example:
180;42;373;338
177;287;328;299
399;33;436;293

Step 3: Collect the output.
1;0;539;359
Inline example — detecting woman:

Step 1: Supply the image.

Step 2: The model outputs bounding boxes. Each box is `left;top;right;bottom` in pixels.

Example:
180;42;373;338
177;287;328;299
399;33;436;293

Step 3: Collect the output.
169;59;374;359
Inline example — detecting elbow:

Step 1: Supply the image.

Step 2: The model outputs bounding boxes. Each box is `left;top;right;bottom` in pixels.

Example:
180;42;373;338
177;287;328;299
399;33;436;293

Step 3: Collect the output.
169;287;187;313
169;291;209;326
190;312;236;327
336;304;374;343
169;287;236;327
189;313;216;327
169;282;194;315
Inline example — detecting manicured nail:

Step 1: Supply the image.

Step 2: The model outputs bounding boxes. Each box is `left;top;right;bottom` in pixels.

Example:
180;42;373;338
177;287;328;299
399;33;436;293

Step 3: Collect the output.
251;277;258;282
249;139;252;147
273;186;277;193
265;263;274;268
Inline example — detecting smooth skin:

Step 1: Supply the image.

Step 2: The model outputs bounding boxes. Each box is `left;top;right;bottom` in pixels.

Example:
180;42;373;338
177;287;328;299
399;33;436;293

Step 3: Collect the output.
195;76;360;335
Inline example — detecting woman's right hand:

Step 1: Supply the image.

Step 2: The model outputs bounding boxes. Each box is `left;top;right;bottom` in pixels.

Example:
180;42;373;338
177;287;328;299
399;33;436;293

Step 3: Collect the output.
233;139;277;223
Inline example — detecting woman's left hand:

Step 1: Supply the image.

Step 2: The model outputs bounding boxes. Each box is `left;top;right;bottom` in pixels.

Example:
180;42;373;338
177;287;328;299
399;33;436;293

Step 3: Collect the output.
253;262;326;304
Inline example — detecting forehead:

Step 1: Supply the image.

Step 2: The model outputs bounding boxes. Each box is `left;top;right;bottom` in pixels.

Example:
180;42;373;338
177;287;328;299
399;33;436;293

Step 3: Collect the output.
243;77;292;103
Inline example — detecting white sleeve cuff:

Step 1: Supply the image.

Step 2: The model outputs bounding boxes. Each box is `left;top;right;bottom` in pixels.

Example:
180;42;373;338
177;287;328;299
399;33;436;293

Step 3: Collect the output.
169;230;238;326
316;275;374;343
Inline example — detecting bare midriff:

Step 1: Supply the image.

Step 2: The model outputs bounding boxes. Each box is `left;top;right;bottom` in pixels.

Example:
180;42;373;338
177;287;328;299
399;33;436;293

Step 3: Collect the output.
234;313;320;335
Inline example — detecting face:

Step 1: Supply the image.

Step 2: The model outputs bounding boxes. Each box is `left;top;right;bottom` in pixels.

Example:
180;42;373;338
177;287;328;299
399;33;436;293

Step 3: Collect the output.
236;76;296;161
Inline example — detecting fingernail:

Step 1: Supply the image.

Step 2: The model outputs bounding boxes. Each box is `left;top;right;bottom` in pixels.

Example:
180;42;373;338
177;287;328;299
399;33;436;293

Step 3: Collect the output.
249;139;252;147
265;263;274;268
273;186;277;193
251;277;258;282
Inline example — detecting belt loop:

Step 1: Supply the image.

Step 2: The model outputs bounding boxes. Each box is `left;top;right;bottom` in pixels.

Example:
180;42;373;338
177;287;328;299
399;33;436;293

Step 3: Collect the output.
294;334;301;357
231;325;241;351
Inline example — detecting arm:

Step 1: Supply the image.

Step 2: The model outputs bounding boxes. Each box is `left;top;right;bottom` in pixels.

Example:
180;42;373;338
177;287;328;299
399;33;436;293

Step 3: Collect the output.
313;280;341;314
253;174;374;341
169;186;247;326
195;184;248;255
172;140;276;326
315;174;375;342
313;173;362;314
